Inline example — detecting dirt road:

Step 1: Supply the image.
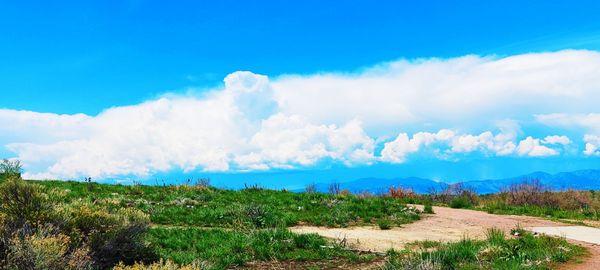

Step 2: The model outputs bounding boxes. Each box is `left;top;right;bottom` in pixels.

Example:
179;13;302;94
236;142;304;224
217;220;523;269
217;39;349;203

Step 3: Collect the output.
290;206;600;269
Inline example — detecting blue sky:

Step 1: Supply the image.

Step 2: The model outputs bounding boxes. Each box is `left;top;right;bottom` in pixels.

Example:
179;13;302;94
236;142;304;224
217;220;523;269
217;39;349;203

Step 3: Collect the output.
3;1;600;114
1;1;599;187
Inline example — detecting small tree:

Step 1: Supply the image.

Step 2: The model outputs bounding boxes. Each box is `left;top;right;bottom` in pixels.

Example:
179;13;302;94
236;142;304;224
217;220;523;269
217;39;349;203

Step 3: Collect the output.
328;182;341;195
0;159;22;180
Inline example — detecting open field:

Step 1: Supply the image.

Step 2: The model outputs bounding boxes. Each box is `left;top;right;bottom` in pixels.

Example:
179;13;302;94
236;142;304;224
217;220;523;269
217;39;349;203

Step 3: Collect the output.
0;161;595;269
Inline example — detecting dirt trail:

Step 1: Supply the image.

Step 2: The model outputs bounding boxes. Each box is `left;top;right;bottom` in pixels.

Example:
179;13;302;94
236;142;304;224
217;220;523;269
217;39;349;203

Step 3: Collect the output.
290;206;600;269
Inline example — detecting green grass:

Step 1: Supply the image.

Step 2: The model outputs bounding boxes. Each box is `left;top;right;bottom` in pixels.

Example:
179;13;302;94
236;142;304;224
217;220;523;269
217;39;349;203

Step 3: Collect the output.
146;227;373;269
33;180;421;228
26;180;415;269
383;228;586;270
481;201;600;221
24;179;590;269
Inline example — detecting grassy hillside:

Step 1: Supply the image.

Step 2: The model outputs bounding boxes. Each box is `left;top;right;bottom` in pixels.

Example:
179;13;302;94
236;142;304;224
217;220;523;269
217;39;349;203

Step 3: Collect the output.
31;179;419;268
0;160;589;269
35;180;420;229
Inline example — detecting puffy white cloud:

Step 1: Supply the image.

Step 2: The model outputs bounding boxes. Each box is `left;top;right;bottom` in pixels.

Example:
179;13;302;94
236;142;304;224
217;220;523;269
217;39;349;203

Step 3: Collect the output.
536;114;599;156
380;129;454;163
516;137;558;157
449;130;517;156
235;114;375;170
380;129;565;162
3;72;376;179
584;135;600;156
2;50;600;179
542;135;571;145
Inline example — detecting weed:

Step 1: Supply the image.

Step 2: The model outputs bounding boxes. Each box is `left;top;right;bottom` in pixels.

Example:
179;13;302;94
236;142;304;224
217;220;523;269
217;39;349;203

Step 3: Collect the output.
378;218;392;230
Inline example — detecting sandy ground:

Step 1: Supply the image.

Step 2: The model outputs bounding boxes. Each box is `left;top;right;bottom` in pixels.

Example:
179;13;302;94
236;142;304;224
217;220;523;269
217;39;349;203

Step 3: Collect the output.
290;206;600;269
291;206;563;252
530;226;600;244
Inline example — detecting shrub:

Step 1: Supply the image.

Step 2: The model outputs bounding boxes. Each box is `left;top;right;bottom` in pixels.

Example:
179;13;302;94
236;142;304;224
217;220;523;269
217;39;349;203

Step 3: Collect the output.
0;159;21;180
557;189;591;210
377;219;392;230
504;179;548;206
244;204;278;228
114;259;206;270
0;177;53;228
449;196;472;209
304;183;317;194
0;175;155;269
4;226;94;270
328;183;341;195
62;202;154;268
388;186;416;200
423;201;435;214
435;183;478;207
194;178;211;189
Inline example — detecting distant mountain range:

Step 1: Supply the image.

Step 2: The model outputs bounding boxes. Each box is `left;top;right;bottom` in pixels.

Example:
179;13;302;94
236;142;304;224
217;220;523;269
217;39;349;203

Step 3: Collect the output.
300;169;600;194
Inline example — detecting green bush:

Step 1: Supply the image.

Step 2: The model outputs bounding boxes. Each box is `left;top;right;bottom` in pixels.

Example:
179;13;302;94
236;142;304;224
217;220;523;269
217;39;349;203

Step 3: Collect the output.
0;176;155;269
423;201;434;214
377;219;392;230
61;202;155;268
0;176;53;227
0;159;21;181
244;204;278;228
450;196;472;209
4;226;94;270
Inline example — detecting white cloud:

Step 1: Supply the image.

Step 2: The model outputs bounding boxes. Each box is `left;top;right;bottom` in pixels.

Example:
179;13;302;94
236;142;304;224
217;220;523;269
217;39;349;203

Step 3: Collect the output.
380;129;454;163
380;129;564;162
235;114;375;170
273;50;600;133
542;135;571;145
516;137;558;157
450;131;517;156
536;113;600;134
2;50;600;179
584;135;600;156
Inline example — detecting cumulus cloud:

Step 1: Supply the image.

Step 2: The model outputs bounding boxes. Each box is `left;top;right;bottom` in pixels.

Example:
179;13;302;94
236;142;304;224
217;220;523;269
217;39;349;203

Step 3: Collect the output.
516;137;558;157
273;50;600;132
536;114;599;156
380;130;455;163
235;114;375;170
584;135;600;156
3;72;376;179
380;129;565;162
1;50;599;179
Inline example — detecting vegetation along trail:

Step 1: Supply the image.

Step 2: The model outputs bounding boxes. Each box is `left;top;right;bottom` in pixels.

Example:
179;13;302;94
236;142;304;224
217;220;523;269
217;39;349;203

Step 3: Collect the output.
291;206;600;269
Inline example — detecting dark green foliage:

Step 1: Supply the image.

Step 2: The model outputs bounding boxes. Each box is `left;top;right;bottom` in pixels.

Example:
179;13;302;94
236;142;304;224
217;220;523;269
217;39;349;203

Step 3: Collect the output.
62;203;156;268
450;196;473;209
0;177;53;227
377;218;392;230
423;201;434;214
0;177;154;269
0;159;21;182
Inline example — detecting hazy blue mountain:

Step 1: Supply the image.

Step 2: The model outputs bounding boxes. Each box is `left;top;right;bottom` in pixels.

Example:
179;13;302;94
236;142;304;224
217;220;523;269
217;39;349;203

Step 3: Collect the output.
310;177;449;195
300;169;600;194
